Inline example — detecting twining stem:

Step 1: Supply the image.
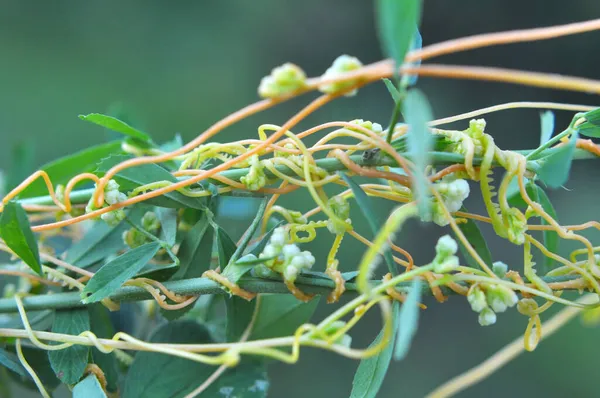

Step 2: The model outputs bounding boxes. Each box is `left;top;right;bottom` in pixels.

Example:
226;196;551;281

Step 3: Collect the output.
0;274;581;315
16;149;598;209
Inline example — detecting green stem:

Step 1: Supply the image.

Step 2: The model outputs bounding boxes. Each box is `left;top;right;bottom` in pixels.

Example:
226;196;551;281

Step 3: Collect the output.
0;274;579;314
17;150;597;207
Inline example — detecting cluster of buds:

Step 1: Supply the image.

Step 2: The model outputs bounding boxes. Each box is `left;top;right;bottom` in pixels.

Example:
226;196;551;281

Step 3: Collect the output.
240;155;267;191
467;280;518;326
348;119;385;139
425;176;470;226
86;179;128;226
432;235;460;273
326;196;351;235
122;211;161;249
318;55;363;97
257;227;315;282
258;63;307;99
443;119;487;157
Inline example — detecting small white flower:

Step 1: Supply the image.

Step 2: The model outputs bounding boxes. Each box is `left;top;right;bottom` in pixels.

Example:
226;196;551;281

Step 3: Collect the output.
436;235;458;257
492;261;508;277
262;244;280;259
478;307;497;326
282;244;301;260
283;265;299;281
319;55;363;97
467;286;487;313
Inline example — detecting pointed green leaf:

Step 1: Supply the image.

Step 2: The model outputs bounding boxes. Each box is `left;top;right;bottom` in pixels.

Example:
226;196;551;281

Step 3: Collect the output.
540;111;555;145
382;78;403;103
215;225;238;269
403;89;434;218
537;130;578;188
169;213;213;281
394;278;421;360
454;206;492;270
226;296;256;342
535;186;559;271
66;206;146;267
82;242;160;303
96;155;206;209
0;201;41;275
376;0;422;72
0;347;28;378
156;207;177;247
123;321;268;398
48;308;90;384
579;107;600;138
88;304;119;392
7;346;61;391
250;295;319;340
340;173;397;275
73;374;108;398
248;222;283;257
230;198;268;264
18;141;123;198
350;302;399;398
163;214;214;320
79;113;152;144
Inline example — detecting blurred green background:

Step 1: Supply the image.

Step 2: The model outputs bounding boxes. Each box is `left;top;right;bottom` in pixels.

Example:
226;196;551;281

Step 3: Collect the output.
1;0;600;397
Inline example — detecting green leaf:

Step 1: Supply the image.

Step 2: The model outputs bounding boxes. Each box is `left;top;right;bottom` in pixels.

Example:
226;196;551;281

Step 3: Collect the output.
579;107;600;138
82;242;160;303
66;206;146;268
0;347;28;378
226;296;255;342
156;207;177;247
215;225;238;269
394;278;421;360
0;201;41;275
350;302;399;398
230;198;268;264
79;113;153;144
163;214;214;320
18;141;123;198
403;89;434;218
169;213;213;281
382;78;403;103
535;186;559;271
73;374;108;398
376;0;422;72
250;295;319;340
88;304;119;392
537;130;578;189
96;155;206;209
123;321;268;398
454;206;493;270
66;221;127;267
7;346;61;391
48;308;90;384
340;173;396;275
539;111;555;145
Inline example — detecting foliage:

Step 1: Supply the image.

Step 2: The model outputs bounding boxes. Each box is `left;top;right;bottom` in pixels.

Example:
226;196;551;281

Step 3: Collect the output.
1;2;600;397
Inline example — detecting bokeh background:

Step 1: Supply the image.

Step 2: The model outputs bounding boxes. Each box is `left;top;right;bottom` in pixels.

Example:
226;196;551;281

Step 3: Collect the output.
1;0;600;397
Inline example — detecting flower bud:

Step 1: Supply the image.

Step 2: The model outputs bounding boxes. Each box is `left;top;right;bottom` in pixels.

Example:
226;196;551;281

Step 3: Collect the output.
478;307;497;326
258;63;307;99
467;285;487;313
318;55;363;97
492;261;508;277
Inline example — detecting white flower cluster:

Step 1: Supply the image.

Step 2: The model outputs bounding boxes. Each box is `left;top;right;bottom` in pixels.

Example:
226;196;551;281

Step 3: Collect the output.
318;55;363;97
259;227;315;282
240;155;267;191
326;196;351;235
86;179;128;226
432;235;459;273
467;283;518;326
426;176;470;226
258;63;307;99
348;119;384;138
